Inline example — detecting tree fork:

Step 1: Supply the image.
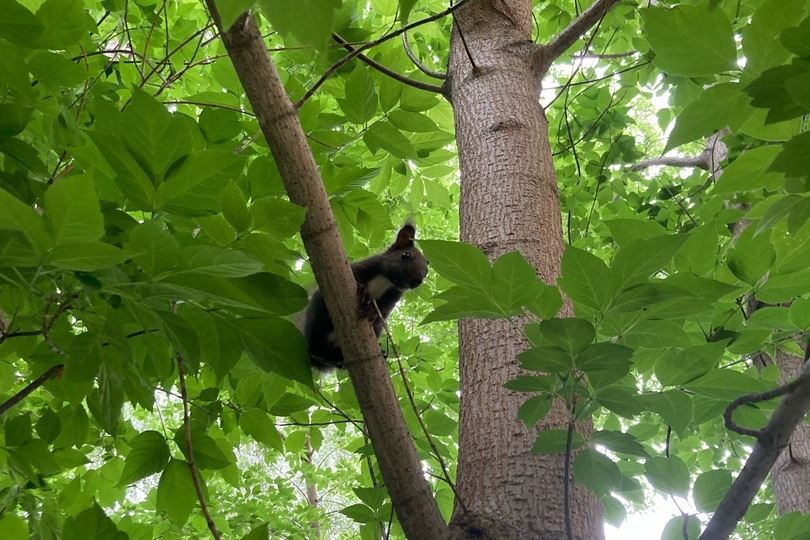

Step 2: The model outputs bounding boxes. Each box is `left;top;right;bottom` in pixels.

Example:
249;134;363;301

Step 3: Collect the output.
203;6;449;539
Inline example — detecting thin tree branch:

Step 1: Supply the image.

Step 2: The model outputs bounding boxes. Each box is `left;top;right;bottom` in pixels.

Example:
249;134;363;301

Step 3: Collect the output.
373;300;467;515
295;0;472;108
331;33;445;95
540;0;624;71
701;362;810;540
177;352;222;540
402;31;446;80
0;364;64;417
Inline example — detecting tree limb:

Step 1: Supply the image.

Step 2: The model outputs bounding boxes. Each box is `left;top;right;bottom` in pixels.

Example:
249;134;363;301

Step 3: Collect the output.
402;31;447;80
295;0;471;107
0;364;64;417
540;0;624;71
700;362;810;540
331;33;445;95
203;7;449;539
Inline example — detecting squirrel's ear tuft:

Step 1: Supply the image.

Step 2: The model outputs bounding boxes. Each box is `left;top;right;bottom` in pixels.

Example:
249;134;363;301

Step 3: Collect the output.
392;224;416;249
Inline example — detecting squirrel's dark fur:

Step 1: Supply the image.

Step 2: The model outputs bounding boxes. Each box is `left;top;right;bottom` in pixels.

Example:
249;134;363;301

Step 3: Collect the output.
302;225;428;371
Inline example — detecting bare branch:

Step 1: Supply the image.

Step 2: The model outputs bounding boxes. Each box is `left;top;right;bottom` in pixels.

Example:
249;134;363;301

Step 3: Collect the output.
700;362;810;540
541;0;624;70
0;364;64;417
177;352;222;540
632;128;730;175
295;0;472;107
402;31;447;80
332;33;444;95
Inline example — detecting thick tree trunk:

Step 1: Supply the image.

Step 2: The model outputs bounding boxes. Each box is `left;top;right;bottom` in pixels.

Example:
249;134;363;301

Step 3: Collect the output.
447;0;603;538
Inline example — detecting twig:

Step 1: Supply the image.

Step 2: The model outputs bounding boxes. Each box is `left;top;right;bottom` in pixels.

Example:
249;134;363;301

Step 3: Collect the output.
372;300;468;515
563;408;576;540
724;382;797;440
177;352;222;540
295;0;472;108
402;32;446;79
331;33;444;95
542;0;623;69
0;364;64;416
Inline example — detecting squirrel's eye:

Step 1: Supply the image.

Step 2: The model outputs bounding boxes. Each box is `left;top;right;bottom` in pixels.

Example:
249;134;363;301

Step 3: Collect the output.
402;252;413;260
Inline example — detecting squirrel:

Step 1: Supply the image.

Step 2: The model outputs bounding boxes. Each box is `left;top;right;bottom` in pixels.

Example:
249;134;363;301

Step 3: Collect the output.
302;225;429;371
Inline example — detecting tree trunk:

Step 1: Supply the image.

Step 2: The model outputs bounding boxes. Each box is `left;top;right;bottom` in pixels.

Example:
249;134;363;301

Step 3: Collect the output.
448;0;603;537
772;349;810;515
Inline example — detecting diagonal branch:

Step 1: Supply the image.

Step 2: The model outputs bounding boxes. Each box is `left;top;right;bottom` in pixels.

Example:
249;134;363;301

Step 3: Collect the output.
295;0;471;107
331;33;445;95
402;31;447;80
540;0;624;71
700;362;810;540
202;6;449;539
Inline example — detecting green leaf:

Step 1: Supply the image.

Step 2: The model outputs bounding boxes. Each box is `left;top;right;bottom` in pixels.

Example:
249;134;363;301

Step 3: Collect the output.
517;394;553;428
388;110;440;133
127;220;180;276
683;369;771;401
747;64;810;124
419;240;492;292
534;318;595;356
665;84;751;151
239;409;284;451
759;269;810;303
27;50;86;90
504;375;554;392
0;513;28;540
237;318;313;386
610;234;687;291
363;121;417;159
220;181;252;233
422;287;504;322
604;218;667;246
573;448;622;496
43;176;104;246
661;515;701;540
0;187;50;254
654;341;727;387
518;346;572;372
577;342;633;388
64;334;102;383
62;503;120;540
34;0;93;49
119;431;171;486
714;146;784;195
0;0;44;48
338;68;377;124
645;455;690;497
591;431;647;457
531;429;585;454
742;0;806;73
155;150;246;216
173;430;231;470
621;320;692;349
259;0;340;50
47;242;133;271
643;5;736;76
156;459;197;526
595;386;644;418
340;503;377;524
640;390;693;438
770;130;810;178
423;410;456;437
491;251;548;315
558;246;612;313
693;469;731;513
171;246;263;278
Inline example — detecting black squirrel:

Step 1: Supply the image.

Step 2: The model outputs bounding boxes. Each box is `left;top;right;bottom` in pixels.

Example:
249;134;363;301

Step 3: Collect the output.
303;225;429;370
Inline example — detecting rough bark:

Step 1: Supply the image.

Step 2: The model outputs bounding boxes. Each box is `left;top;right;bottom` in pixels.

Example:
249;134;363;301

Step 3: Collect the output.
447;0;617;537
772;350;810;515
205;8;449;538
